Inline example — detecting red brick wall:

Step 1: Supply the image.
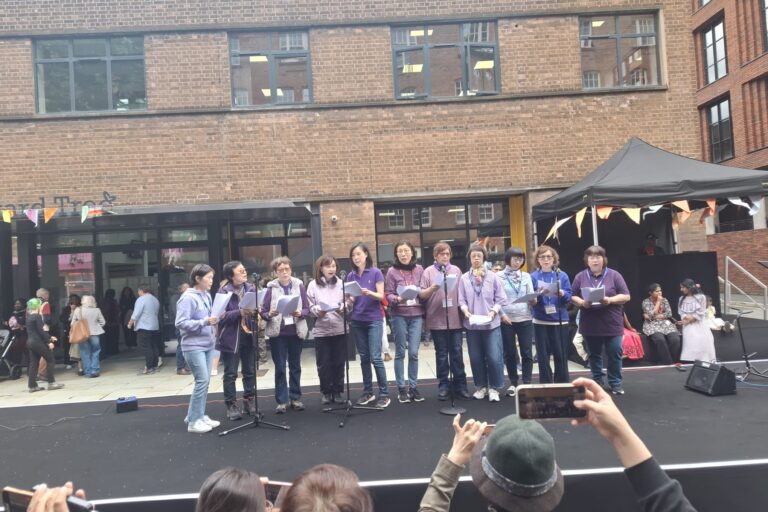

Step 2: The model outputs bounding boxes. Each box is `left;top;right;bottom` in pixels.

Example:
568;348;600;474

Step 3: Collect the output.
145;33;232;111
320;201;377;264
707;228;768;294
0;39;33;116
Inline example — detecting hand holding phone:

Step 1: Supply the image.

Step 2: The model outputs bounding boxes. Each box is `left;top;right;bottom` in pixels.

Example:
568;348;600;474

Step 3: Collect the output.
3;484;94;512
515;384;587;420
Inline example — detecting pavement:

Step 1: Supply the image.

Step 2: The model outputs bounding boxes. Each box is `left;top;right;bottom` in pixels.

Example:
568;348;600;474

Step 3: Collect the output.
0;340;586;408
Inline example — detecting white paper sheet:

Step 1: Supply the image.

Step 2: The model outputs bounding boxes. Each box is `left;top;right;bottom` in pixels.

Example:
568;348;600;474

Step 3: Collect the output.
582;287;605;304
239;291;257;310
397;285;420;301
344;280;363;297
434;273;458;291
257;289;267;308
211;292;232;318
277;295;300;316
512;293;539;304
469;314;493;326
537;280;558;296
319;301;341;312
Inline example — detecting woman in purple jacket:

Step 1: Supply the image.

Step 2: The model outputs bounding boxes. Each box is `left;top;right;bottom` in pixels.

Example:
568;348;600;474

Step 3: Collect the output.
458;244;507;403
384;240;426;404
307;255;346;405
216;260;257;421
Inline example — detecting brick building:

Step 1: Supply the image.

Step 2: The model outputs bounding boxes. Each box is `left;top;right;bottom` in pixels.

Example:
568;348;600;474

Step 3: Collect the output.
692;0;768;293
0;1;703;326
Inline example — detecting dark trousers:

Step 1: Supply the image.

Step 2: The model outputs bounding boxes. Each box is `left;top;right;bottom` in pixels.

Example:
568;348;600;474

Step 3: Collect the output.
501;321;534;386
533;323;571;383
61;328;71;365
270;336;303;404
431;329;468;393
153;331;165;359
122;324;137;347
102;324;120;355
649;332;682;365
221;342;256;404
28;339;55;388
315;334;346;395
137;329;159;369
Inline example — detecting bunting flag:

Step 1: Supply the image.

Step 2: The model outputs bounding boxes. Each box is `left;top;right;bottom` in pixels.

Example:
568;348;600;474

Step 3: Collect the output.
81;205;89;223
2;210;13;223
25;209;39;227
575;207;587;238
88;207;104;217
672;200;690;213
596;206;613;219
676;211;691;226
706;199;716;216
43;207;58;224
622;207;641;224
642;204;663;220
544;216;573;242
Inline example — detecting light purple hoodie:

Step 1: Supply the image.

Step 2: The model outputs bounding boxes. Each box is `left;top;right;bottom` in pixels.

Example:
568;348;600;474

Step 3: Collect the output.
175;288;216;352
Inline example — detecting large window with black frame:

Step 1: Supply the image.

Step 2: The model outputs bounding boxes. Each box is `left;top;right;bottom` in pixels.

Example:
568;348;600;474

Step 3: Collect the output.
375;200;511;274
707;97;733;163
579;13;660;89
702;19;727;84
391;21;500;99
229;31;312;106
34;36;146;113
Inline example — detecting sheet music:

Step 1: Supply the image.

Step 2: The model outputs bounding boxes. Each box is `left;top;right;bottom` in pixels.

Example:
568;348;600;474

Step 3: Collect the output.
211;292;232;318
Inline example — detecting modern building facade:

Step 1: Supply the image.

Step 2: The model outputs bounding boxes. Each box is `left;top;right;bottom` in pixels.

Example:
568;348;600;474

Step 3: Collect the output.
0;1;702;327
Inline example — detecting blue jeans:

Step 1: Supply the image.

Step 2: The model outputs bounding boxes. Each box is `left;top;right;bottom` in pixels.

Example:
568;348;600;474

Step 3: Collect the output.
391;315;422;391
183;349;214;424
533;323;571;383
431;329;468;393
350;320;389;397
79;335;102;376
466;327;504;391
270;336;303;404
586;335;624;389
501;321;534;385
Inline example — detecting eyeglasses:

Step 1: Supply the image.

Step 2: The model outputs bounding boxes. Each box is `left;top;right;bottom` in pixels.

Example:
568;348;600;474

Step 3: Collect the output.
396;249;412;254
276;267;291;273
436;251;451;256
538;255;553;260
510;256;524;261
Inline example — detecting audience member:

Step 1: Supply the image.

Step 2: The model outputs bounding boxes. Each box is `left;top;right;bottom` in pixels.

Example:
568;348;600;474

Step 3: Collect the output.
25;298;63;393
101;288;121;355
26;482;86;512
119;286;137;348
129;284;162;375
72;295;106;378
279;464;374;512
196;467;268;512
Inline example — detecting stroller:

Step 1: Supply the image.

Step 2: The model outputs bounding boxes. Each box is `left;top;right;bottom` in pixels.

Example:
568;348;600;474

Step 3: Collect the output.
0;328;24;380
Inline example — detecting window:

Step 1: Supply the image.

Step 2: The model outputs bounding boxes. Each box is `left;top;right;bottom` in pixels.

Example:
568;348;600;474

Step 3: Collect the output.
381;209;405;229
392;22;499;99
583;70;601;88
478;203;494;223
453;205;467;225
708;98;733;163
34;36;146;113
763;0;768;51
230;32;311;106
703;21;727;84
579;14;660;89
413;207;432;228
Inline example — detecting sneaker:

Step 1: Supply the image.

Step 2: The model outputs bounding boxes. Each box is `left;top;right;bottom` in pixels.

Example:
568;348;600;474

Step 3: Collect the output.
157;357;164;368
398;390;411;403
47;383;64;391
409;388;425;402
29;386;45;393
202;416;221;428
437;390;448;401
376;396;391;408
290;400;305;411
187;419;212;434
506;385;517;397
473;388;488;400
227;403;242;421
275;403;287;414
176;368;191;375
611;387;625;395
321;394;332;405
356;393;376;405
488;389;500;402
242;397;256;416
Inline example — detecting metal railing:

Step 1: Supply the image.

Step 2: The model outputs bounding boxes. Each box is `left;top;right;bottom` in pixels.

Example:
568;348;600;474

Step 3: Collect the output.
722;256;768;320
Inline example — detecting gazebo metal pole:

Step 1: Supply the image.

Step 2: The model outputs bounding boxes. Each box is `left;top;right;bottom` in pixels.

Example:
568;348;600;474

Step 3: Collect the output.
591;206;599;245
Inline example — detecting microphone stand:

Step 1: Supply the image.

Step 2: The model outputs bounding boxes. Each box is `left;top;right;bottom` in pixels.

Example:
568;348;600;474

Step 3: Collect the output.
554;267;567;383
324;270;382;427
219;274;289;436
439;264;466;416
732;308;768;382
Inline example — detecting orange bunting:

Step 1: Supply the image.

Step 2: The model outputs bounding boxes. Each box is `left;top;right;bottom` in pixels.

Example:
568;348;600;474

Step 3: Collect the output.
672;200;690;213
43;207;58;223
575;207;587;238
596;206;613;220
622;207;641;224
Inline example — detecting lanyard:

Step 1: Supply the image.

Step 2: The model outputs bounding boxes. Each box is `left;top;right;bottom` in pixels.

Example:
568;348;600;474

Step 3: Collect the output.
398;269;415;286
585;268;608;289
502;271;522;295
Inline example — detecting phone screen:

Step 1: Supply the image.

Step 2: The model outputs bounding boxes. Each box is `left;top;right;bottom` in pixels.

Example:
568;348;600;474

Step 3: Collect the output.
3;487;33;512
516;385;586;420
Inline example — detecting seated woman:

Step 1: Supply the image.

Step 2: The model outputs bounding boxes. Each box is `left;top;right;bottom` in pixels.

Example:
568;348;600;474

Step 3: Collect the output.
704;295;734;333
621;314;644;362
641;283;684;370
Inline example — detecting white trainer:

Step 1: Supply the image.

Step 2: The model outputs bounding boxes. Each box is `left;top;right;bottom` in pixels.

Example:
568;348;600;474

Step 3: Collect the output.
506;385;516;397
202;416;220;428
187;419;213;434
488;389;500;402
473;388;488;400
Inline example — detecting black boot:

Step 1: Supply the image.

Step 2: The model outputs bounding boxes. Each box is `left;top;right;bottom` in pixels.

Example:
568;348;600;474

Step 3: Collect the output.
242;396;256;417
226;401;242;421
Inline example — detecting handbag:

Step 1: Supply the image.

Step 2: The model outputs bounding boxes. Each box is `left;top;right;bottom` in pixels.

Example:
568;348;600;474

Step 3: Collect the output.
70;310;90;344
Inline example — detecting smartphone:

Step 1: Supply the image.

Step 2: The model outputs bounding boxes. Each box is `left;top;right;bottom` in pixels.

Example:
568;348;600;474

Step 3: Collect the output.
515;384;586;420
3;486;95;512
263;480;292;505
483;423;495;435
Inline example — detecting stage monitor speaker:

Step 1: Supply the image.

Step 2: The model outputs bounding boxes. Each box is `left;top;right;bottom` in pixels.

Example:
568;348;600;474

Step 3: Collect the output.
684;361;736;396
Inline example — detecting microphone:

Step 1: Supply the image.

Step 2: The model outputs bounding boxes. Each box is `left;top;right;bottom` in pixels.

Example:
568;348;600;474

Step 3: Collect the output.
438;264;446;273
339;270;347;280
251;272;261;283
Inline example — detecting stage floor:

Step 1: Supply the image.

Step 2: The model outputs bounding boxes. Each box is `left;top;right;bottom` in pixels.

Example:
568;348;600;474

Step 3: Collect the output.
2;361;768;502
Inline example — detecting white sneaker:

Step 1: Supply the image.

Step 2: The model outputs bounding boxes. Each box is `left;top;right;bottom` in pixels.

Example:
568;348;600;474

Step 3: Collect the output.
187;419;212;434
202;416;220;428
506;385;517;397
488;389;500;402
473;388;488;400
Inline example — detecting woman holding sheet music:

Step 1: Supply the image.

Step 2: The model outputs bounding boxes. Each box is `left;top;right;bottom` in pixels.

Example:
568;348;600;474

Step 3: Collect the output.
384;240;426;404
261;256;310;414
216;260;258;421
530;245;572;384
571;245;631;395
458;243;507;403
307;255;347;405
499;247;535;393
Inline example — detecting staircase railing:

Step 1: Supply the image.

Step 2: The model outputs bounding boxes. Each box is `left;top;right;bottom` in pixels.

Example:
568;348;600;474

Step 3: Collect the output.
722;256;767;320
